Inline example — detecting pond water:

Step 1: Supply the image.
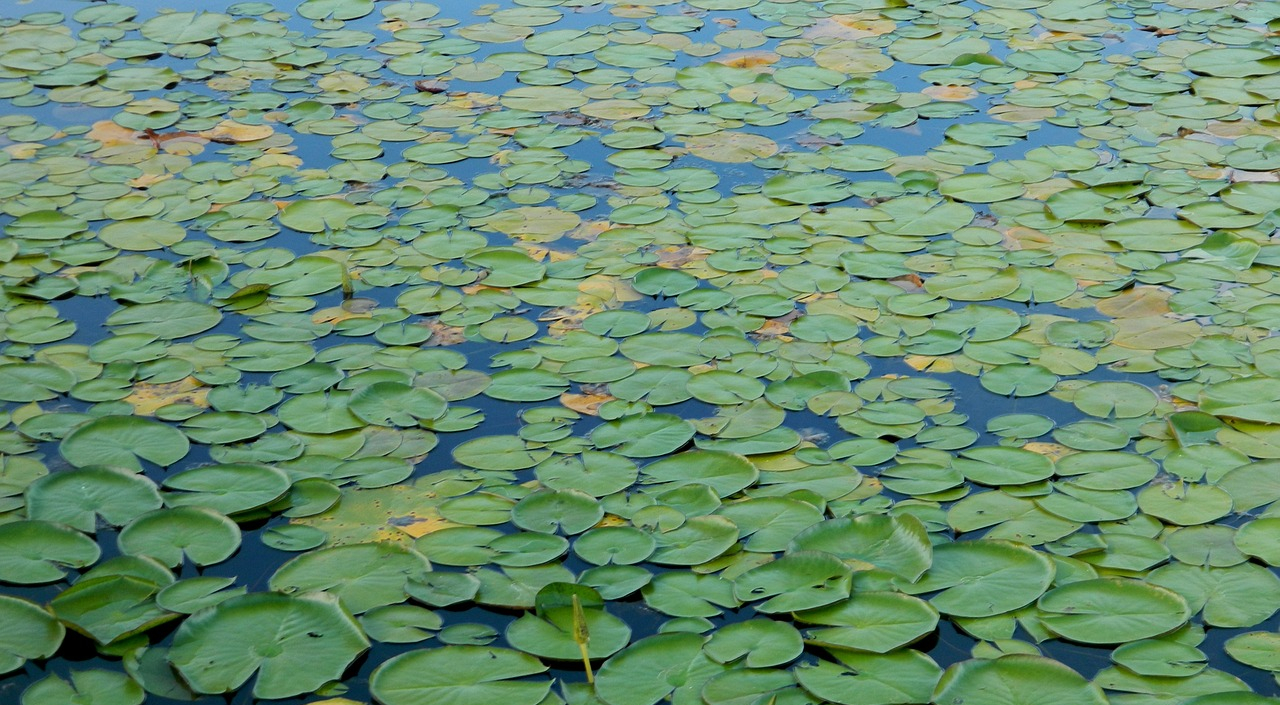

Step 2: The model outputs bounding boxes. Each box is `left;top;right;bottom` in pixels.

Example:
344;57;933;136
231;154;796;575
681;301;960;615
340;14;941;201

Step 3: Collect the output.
2;0;1280;704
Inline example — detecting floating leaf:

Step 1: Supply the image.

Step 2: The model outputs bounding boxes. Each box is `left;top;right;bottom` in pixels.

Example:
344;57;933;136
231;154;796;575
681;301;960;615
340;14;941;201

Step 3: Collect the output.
162;463;289;516
595;633;710;705
506;585;630;660
0;520;100;585
0;595;63;675
734;551;852;612
0;364;76;402
592;414;695;458
797;591;938;654
20;670;144;705
933;656;1107;705
170;592;369;700
51;572;177;645
25;466;161;532
904;540;1054;618
705;619;803;668
370;646;550;705
269;542;431;614
117;507;240;567
1038;578;1190;644
61;416;189;471
790;514;933;582
796;649;941;705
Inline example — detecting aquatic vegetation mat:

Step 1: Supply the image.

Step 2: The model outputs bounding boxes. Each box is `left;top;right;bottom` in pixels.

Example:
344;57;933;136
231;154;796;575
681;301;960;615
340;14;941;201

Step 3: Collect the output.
1;0;1280;703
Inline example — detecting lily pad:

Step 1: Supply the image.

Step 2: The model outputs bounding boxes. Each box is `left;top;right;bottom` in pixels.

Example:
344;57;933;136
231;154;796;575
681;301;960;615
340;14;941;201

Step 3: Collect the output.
1038;578;1190;644
270;543;431;614
904;540;1054;618
796;649;941;705
789;514;933;582
25;466;162;532
0;595;63;675
61;416;190;471
370;646;550;705
20;670;144;705
117;507;240;567
933;655;1107;705
0;520;100;585
170;592;369;700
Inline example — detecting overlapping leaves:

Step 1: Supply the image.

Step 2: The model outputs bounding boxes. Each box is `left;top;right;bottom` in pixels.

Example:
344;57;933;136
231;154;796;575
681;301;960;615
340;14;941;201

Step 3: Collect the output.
2;0;1280;703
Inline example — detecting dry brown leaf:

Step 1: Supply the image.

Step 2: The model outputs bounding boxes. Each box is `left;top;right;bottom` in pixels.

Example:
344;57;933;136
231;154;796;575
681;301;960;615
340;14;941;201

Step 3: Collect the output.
312;307;372;325
715;51;779;69
805;14;896;39
1022;442;1074;460
889;273;925;291
1111;316;1201;350
424;320;466;346
561;392;613;416
1095;287;1172;318
989;105;1056;123
753;319;793;340
392;511;456;538
579;274;642;306
922;85;977;102
1226;168;1280;183
199;120;273;143
1003;226;1054;249
124;377;209;416
88;120;144;145
904;355;956;373
127;173;173;188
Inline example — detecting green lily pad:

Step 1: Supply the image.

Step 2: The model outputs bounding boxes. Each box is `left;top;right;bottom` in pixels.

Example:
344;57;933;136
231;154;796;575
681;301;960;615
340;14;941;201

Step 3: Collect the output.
1112;639;1207;678
1235;518;1280;565
270;542;431;614
170;592;369;700
20;670;144;705
904;540;1054;618
1137;482;1233;526
506;584;630;660
705;619;803;668
0;364;76;402
0;520;100;584
369;646;550;705
512;489;603;535
25;466;162;532
595;633;710;705
952;446;1054;486
454;435;552;471
155;577;245;614
933;655;1107;705
61;416;190;471
734;551;853;612
1038;578;1190;644
350;381;448;426
99;218;185;250
592;414;695;458
162;463;289;515
796;649;941;705
117;507;240;567
1224;632;1280;672
106;302;222;340
640;450;757;497
796;591;939;654
51;573;176;645
789;514;933;582
0;595;64;675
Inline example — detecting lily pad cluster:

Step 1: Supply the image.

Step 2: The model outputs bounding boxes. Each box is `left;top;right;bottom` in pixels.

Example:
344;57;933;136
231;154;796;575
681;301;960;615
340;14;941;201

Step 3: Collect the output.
2;0;1280;704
